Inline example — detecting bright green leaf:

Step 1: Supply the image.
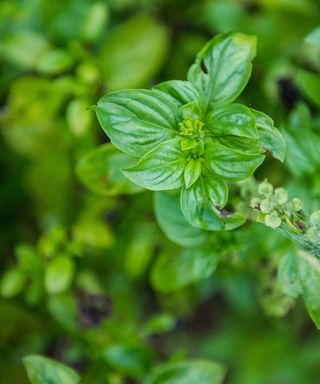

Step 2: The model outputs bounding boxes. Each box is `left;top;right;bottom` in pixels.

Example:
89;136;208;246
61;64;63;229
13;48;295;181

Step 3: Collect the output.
123;139;186;191
45;256;74;295
188;32;256;110
96;89;180;157
206;103;258;139
0;268;26;298
205;143;264;182
251;109;286;162
154;80;200;106
184;159;202;188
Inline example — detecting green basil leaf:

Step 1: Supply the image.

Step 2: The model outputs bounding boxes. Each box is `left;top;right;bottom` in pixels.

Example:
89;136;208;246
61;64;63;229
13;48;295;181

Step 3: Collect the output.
123;139;186;191
251;109;286;162
154;80;200;105
205;143;264;182
214;135;261;155
188;32;256;110
144;360;226;384
96;89;180;157
154;191;208;247
180;175;229;230
297;69;320;107
278;252;302;298
151;247;219;292
101;15;169;90
296;250;320;328
23;355;80;384
207;103;257;138
76;144;142;196
184;159;202;188
305;26;320;48
45;256;74;295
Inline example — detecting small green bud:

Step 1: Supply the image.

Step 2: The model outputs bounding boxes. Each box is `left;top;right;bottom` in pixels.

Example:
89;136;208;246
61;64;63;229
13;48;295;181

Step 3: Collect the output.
250;197;261;209
260;199;273;214
258;180;273;197
274;187;288;205
310;210;320;227
291;198;303;212
306;227;320;243
265;211;281;229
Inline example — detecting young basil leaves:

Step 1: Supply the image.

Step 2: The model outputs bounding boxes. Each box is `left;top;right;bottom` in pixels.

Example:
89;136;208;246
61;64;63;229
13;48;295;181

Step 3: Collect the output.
95;32;285;231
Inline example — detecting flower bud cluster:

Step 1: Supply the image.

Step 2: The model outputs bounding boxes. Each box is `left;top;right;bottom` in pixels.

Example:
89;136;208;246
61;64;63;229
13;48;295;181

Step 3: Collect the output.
250;180;320;246
250;180;291;229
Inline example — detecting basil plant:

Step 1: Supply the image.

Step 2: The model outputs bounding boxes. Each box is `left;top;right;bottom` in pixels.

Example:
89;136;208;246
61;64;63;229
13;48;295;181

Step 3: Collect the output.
96;32;285;231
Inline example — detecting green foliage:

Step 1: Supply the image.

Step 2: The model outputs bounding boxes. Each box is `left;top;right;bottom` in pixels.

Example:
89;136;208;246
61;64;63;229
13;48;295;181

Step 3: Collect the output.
145;360;226;384
23;355;80;384
2;1;320;383
96;32;284;230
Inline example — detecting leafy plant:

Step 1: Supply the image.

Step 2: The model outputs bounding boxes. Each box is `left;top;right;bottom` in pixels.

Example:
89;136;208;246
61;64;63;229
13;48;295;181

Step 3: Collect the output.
95;32;285;231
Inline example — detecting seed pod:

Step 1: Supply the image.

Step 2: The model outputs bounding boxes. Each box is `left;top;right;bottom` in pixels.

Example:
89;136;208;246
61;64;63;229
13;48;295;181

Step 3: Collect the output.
274;187;288;205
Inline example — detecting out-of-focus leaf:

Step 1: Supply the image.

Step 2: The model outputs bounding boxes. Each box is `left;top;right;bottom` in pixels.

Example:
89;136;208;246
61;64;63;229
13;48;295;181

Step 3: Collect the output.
76;144;142;196
101;15;169;90
305;26;320;47
151;247;218;292
0;268;26;298
144;360;226;384
103;344;150;380
297;69;320;107
23;355;80;384
45;256;74;294
154;191;208;247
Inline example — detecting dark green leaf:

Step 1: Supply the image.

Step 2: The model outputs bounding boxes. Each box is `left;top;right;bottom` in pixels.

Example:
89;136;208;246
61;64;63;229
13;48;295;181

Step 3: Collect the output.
151;247;219;292
188;32;256;110
180;175;232;231
154;191;208;247
123;139;186;191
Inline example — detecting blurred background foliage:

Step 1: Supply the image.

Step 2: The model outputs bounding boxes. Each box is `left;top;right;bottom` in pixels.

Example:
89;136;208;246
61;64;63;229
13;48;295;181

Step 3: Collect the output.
1;0;320;383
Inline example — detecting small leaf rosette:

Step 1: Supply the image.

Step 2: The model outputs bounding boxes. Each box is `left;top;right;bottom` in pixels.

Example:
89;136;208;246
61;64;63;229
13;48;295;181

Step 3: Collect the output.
96;32;285;230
